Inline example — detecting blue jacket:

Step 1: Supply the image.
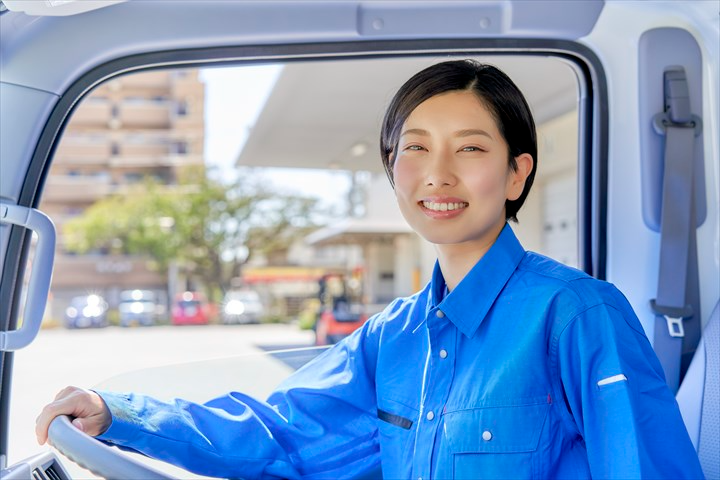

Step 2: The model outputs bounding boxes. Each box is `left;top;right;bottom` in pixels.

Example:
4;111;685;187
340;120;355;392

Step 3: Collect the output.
98;224;704;479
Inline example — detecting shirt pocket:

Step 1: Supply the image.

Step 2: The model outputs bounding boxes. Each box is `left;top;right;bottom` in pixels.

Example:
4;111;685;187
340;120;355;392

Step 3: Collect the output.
376;398;418;478
443;401;549;480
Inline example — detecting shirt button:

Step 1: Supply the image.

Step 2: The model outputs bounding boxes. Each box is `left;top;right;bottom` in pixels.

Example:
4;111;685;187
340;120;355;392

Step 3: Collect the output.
426;411;435;421
436;310;445;318
439;349;448;359
482;430;493;441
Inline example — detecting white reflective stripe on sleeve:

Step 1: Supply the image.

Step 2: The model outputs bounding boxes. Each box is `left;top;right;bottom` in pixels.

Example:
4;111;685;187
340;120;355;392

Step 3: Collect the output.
597;374;628;386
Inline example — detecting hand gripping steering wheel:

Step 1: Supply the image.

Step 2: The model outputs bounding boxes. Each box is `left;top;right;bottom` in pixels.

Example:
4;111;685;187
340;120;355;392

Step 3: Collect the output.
48;415;175;479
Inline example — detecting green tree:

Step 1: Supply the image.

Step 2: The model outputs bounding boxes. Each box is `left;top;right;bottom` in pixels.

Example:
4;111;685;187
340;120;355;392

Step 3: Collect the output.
64;166;326;302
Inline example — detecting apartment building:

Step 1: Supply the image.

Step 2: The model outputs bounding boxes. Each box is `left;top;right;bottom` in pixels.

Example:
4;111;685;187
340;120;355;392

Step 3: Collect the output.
40;69;205;319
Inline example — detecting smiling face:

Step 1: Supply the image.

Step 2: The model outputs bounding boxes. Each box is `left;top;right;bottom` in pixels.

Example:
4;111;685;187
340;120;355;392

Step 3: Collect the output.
392;90;533;253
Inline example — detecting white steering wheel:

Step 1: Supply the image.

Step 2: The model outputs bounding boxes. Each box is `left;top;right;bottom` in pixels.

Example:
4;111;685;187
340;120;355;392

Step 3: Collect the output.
48;415;175;479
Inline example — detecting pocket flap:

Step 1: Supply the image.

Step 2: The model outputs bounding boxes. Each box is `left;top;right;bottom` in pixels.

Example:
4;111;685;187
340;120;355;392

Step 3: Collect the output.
377;397;418;430
444;402;549;453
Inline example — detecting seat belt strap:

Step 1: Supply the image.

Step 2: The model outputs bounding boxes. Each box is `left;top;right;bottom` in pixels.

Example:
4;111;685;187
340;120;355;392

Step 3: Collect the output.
650;67;701;393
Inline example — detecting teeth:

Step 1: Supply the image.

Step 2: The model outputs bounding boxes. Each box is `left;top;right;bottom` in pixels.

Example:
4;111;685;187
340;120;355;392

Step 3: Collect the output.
422;201;467;212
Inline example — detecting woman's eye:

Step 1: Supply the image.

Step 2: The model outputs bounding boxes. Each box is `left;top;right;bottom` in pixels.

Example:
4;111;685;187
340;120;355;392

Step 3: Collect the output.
405;145;425;151
460;146;484;152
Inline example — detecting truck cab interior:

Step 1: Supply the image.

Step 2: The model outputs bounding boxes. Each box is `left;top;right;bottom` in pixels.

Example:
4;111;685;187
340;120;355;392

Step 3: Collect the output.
0;1;717;478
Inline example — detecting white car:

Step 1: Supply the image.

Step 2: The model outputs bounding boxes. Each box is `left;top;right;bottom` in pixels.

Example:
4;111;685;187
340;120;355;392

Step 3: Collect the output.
64;294;109;329
222;290;265;325
118;290;161;327
0;1;717;479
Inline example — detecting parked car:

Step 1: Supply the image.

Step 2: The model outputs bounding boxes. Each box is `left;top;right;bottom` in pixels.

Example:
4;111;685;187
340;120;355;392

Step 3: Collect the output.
118;290;161;327
63;294;108;329
171;291;210;326
222;289;264;324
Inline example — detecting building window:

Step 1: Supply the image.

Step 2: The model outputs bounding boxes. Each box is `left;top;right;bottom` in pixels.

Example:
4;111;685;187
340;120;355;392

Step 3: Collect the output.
124;172;143;183
171;141;188;155
176;100;189;116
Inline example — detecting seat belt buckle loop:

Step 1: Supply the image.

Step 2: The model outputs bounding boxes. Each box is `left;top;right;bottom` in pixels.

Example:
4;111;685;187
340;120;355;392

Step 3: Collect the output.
650;299;693;338
664;316;685;338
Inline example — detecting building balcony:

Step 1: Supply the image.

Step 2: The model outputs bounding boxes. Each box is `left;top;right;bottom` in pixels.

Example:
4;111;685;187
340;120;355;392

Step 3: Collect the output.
69;100;174;130
69;101;112;127
43;174;113;203
118;70;172;89
53;143;112;166
120;142;170;157
119;102;172;129
108;153;203;169
55;141;111;158
108;155;168;169
52;155;111;167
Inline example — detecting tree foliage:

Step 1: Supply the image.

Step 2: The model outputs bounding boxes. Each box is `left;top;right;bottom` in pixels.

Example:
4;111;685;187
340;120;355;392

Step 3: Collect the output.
63;166;325;301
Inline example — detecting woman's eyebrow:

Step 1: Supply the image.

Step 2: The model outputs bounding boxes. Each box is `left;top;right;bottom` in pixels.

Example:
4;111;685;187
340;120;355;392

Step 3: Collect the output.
455;128;493;139
400;128;429;137
399;128;494;140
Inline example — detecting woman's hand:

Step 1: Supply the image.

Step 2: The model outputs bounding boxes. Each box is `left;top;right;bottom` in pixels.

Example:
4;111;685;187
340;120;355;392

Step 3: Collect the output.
35;386;111;445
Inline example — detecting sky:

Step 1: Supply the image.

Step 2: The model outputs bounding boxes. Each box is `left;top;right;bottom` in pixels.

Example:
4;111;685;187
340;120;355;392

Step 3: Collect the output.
200;65;351;205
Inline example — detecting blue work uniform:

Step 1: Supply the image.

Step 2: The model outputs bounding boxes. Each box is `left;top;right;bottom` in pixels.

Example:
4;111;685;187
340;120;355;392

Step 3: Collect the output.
97;224;704;479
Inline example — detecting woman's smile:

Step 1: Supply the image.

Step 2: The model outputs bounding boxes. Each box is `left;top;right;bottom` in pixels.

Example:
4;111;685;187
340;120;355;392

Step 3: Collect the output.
418;197;469;218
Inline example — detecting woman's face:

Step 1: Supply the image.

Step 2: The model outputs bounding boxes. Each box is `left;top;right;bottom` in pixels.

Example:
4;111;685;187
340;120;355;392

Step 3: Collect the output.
392;90;532;251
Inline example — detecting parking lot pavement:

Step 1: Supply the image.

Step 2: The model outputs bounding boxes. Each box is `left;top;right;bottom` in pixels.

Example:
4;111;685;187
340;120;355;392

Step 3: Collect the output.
9;323;315;476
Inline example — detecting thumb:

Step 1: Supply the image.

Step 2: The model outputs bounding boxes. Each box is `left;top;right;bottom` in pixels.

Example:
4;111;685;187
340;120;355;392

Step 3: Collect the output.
71;418;84;432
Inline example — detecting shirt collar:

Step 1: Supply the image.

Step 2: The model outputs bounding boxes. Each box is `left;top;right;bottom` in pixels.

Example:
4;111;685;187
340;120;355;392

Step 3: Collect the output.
430;223;526;338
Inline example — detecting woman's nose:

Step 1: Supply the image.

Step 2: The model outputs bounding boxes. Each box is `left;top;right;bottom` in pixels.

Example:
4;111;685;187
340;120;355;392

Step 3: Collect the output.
425;152;457;187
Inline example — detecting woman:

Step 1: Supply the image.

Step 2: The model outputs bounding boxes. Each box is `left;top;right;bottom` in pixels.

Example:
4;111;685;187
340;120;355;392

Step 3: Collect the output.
36;60;704;479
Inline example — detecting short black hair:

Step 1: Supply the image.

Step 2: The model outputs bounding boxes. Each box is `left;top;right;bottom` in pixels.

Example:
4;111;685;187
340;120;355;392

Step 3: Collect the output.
380;60;537;222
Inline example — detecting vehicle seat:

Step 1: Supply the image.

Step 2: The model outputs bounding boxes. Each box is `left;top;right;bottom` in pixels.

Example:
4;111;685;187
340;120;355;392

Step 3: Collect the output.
676;300;719;479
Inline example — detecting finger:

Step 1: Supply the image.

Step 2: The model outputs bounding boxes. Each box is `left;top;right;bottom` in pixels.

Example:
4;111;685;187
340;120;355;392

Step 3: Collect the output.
36;389;83;444
35;407;54;445
72;417;85;432
53;385;77;401
37;389;111;444
36;402;65;444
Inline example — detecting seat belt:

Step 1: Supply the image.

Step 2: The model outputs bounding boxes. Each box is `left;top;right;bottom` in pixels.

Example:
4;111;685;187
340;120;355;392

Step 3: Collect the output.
649;66;703;393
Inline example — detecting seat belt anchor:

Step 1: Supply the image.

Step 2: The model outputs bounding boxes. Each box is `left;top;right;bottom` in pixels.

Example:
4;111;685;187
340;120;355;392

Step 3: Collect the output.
652;67;703;137
650;299;693;338
652;112;702;137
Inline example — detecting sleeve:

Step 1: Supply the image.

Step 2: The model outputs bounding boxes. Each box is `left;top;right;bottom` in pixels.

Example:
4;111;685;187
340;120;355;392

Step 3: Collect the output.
96;316;383;480
556;289;705;479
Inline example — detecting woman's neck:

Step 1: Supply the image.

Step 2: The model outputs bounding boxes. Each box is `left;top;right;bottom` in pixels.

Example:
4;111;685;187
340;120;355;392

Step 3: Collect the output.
435;225;505;291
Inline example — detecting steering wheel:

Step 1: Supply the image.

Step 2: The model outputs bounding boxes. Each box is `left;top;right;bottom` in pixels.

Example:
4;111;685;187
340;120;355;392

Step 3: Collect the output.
48;415;175;479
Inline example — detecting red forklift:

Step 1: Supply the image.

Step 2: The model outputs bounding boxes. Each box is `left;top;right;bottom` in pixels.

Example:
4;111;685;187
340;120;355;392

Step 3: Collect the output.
314;271;367;345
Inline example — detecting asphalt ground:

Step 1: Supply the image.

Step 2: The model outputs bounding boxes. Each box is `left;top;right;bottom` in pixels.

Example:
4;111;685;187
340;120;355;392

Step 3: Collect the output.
8;323;315;478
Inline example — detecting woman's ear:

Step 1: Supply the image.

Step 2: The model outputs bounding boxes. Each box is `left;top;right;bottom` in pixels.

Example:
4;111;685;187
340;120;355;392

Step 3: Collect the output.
507;153;534;201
